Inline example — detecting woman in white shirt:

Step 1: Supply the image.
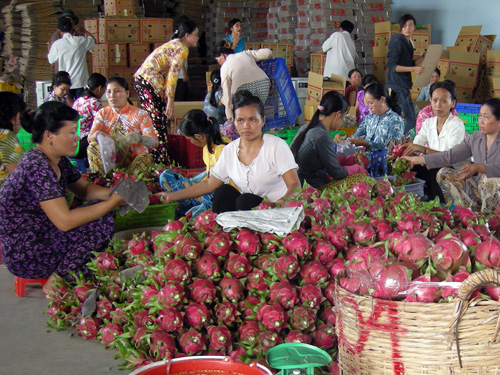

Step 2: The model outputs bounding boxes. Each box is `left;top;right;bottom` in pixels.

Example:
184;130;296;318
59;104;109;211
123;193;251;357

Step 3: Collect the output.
403;81;465;202
157;90;300;213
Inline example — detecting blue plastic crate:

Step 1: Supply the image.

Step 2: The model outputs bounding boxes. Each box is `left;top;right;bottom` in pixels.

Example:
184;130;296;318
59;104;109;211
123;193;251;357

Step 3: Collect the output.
258;58;301;130
455;103;481;114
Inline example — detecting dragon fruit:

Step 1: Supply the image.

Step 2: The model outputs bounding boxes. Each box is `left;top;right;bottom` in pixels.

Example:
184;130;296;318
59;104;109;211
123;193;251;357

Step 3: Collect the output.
274;254;300;279
257;201;276;210
323;281;336;305
371;263;413;300
393;233;433;264
176;236;203;261
163;258;192;283
289;306;316;332
234;229;262;256
193;211;219;232
96;297;113;320
395;212;422;234
299;284;325;309
245;269;269;292
255;331;282;353
184;302;211;330
206;232;232;257
134;310;155;328
257;304;287;331
312;323;337;349
219;276;244;302
93;252;119;272
269;280;299;309
156;307;184;333
225;252;252;278
260;232;282;252
178;328;206;355
127;236;150;256
98;323;123;346
457;228;481;248
76;316;102;340
300;260;329;284
239;295;261;318
483;286;500;301
310;198;332;214
312;240;338;264
207;325;232;352
350;222;376;245
195;253;221;280
351;181;372;198
190;279;217;304
403;275;441;303
320;305;337;325
327;225;350;250
150;329;176;359
285;330;312;344
472;224;492;242
474;237;500;269
157;282;186;308
214;301;239;326
329;258;347;277
373;179;395;198
429;237;471;275
452;206;477;228
238;320;260;343
283;231;312;260
140;286;158;306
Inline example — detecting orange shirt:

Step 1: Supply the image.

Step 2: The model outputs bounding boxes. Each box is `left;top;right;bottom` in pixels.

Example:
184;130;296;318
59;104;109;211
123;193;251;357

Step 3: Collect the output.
89;103;158;158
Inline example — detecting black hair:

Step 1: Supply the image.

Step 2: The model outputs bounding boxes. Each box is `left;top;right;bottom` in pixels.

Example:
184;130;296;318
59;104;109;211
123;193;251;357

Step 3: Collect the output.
180;109;227;154
429;81;457;107
365;82;401;115
82;72;107;99
340;20;354;33
171;19;198;40
348;69;362;79
398;14;416;30
483;98;500;121
362;74;378;88
290;91;349;158
214;40;234;57
228;18;242;30
52;71;71;90
232;90;265;119
58;17;73;33
209;70;221;108
434;67;441;76
0;92;26;132
20;101;79;144
107;76;129;91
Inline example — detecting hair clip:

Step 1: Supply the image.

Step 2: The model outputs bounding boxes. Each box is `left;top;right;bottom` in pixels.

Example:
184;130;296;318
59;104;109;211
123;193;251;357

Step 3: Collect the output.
224;40;231;49
317;105;324;111
213;78;219;84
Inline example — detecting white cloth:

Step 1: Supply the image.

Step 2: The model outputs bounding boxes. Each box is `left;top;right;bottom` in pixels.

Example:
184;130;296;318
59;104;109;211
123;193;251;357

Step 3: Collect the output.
211;134;298;202
47;33;95;89
413;113;467;169
216;207;304;236
322;31;356;78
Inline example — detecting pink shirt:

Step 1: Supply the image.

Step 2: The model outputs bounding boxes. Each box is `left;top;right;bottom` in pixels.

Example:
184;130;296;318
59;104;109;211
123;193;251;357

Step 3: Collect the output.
416;104;459;134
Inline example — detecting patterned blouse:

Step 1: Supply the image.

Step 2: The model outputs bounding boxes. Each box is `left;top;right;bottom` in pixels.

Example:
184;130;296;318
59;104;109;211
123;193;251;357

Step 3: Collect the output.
43;91;66;103
88;103;158;158
351;108;404;151
0;129;25;188
72;95;103;137
133;39;189;100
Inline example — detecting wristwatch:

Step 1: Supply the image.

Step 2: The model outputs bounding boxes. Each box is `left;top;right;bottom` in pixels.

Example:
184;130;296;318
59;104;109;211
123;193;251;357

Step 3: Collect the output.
423;147;428;155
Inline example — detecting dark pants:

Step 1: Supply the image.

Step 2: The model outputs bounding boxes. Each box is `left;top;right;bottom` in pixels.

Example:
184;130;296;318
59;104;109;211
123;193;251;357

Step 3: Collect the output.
174;79;189;101
393;89;416;136
212;184;263;213
413;164;446;203
75;136;89;159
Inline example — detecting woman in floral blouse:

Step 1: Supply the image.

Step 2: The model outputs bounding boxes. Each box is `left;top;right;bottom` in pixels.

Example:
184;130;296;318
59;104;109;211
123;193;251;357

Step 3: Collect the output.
349;82;405;151
0;92;26;188
133;19;199;164
87;77;158;174
72;72;107;159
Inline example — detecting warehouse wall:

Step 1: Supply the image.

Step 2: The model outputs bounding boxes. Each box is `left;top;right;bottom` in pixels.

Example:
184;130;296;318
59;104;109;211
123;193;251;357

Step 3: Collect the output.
391;0;500;50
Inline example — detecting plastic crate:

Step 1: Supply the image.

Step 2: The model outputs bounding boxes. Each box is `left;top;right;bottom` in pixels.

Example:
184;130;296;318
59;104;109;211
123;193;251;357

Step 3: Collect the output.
401;178;425;197
257;58;302;130
330;130;346;140
455;103;481;113
114;203;177;232
167;134;204;168
338;127;357;137
458;112;479;134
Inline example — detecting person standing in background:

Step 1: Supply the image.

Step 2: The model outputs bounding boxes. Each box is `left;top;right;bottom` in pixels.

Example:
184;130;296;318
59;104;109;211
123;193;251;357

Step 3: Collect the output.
386;13;425;136
322;20;356;79
47;17;95;100
224;18;246;53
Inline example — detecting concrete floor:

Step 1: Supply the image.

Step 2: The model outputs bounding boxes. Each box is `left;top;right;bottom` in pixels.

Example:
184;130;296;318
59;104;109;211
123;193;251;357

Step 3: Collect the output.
0;264;124;375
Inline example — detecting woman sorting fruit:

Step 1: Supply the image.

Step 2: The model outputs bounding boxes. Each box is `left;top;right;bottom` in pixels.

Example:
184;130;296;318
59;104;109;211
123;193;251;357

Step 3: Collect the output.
404;98;500;212
157;90;300;213
402;81;465;203
87;77;158;175
290;91;367;189
0;102;125;297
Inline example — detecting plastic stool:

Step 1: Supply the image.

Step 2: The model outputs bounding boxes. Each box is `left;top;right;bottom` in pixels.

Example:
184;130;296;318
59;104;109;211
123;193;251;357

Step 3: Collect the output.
68;157;88;173
266;343;332;375
15;277;48;297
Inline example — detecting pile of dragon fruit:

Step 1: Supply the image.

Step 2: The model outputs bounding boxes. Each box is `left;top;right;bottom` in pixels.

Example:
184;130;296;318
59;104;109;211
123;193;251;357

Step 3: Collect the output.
46;178;500;370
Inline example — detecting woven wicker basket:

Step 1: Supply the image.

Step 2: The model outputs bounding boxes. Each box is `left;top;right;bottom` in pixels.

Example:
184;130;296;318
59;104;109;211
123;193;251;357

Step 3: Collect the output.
334;269;500;374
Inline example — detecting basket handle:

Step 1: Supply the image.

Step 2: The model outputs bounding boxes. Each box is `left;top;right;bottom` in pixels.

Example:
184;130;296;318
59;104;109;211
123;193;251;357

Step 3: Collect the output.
449;269;500;368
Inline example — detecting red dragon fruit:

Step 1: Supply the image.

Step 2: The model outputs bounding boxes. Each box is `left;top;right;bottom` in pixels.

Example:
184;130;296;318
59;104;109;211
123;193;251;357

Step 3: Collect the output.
207;325;232;352
150;329;176;359
157;282;186;308
214;301;239;326
310;198;332;214
457;228;481;248
403;275;441;303
323;281;336;305
257;304;287;331
300;260;329;284
312;239;337;264
474;237;500;269
320;305;337;325
329;258;347;277
190;279;217;304
163;219;187;232
235;229;262;256
96;297;114;320
225;252;252;278
327;224;350;251
371;263;413;300
351;181;372;198
373;219;393;241
75;316;102;340
195;253;221;280
134;310;156;328
140;286;158;305
206;232;232;257
429;237;471;275
299;284;325;309
156;307;184;333
98;323;123;346
274;254;300;279
393;233;433;264
285;330;312;344
452;206;477;228
257;201;276;209
245;269;269;292
289;306;316;332
176;236;203;261
483;285;500;301
184;302;212;330
193;211;219;232
472;224;492;242
373;179;395;198
178;328;206;355
239;295;261;318
350;222;376;245
93;252;119;272
269;280;299;309
163;259;192;283
219;276;245;302
127;236;150;256
312;323;337;349
255;331;282;353
441;271;478;300
238;320;260;343
283;230;312;260
488;214;500;234
346;245;387;272
260;232;282;252
395;212;422;234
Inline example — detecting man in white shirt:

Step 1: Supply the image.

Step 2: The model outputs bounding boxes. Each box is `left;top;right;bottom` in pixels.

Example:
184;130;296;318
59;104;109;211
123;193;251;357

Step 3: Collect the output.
48;17;95;99
322;20;356;79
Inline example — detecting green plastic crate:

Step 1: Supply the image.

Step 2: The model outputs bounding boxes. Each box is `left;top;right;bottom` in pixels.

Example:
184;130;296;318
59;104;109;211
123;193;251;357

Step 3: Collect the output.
458;112;479;133
114;203;177;232
330;130;346;140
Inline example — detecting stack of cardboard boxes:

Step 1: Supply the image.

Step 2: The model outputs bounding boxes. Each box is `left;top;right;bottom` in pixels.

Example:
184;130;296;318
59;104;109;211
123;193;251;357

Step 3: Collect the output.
295;0;313;76
303;72;346;122
485;50;500;100
85;1;173;101
267;1;296;43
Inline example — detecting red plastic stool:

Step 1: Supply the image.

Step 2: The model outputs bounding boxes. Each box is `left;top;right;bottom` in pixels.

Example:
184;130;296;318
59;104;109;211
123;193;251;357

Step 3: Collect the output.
15;277;48;297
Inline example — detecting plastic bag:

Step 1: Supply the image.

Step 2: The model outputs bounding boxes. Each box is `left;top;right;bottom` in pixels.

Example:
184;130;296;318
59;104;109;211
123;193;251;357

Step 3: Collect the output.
97;133;116;173
336;141;360;156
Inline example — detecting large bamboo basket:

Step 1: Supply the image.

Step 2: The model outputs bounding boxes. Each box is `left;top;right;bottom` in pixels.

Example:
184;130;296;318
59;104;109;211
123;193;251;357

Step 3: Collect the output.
334;269;500;374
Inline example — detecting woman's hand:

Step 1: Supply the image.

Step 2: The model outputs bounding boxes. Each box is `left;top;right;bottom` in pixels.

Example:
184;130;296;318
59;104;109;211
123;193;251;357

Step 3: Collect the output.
402;155;426;168
349;137;369;147
155;192;174;204
108;191;127;207
413;66;425;75
165;97;175;120
88;131;104;143
402;143;425;156
458;163;483;180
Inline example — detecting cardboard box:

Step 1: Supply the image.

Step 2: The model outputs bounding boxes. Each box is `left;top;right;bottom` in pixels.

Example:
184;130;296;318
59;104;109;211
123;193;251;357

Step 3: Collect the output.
171;101;204;133
140;18;174;43
454;25;496;63
84;19;99;40
128;43;150;67
93;43;128;67
306;71;346;106
437;50;450;76
98;17;140;43
261;43;294;66
104;0;135;17
486;50;500;76
372;47;388;83
374;21;398;47
95;66;137;87
492;76;500;99
303;105;315;123
474;76;494;103
454;87;475;102
310;52;326;75
245;42;261;50
447;50;481;89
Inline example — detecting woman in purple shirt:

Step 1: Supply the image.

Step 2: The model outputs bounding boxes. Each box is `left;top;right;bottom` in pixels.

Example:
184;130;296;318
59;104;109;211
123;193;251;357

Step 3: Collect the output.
0;102;124;297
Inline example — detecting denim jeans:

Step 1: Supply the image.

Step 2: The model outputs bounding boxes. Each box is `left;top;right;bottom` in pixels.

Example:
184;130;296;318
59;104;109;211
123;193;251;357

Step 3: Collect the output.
393;89;416;136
